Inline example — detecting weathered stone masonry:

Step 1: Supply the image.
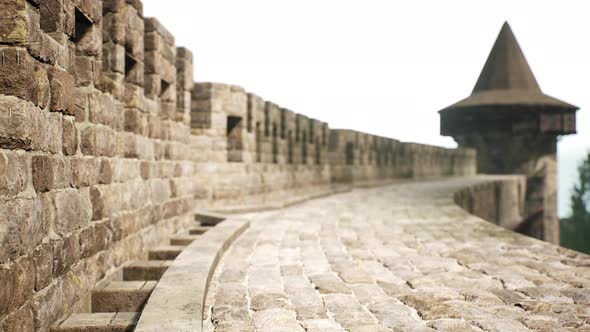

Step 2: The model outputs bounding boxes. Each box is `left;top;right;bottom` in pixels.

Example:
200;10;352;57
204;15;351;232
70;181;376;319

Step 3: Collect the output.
0;1;475;330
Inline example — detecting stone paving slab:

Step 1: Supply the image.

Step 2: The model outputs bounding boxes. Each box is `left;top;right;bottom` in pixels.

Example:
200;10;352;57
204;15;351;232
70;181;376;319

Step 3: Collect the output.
205;177;590;332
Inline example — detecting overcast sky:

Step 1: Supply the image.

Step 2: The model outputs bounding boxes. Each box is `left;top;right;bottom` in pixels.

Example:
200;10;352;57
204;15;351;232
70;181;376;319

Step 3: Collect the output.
143;0;589;217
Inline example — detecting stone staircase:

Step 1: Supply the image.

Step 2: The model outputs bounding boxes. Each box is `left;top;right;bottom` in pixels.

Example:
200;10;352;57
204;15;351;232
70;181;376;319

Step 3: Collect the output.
51;217;215;332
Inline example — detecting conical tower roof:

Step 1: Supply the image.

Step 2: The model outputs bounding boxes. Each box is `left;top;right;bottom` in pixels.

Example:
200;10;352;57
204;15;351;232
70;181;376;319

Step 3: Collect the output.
440;22;578;113
473;22;541;93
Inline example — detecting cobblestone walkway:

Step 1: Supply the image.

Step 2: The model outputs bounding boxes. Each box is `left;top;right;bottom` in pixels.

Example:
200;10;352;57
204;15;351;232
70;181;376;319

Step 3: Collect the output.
205;179;590;332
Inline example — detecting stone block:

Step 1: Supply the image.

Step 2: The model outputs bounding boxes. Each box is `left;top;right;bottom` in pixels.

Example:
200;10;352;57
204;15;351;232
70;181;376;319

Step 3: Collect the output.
149;179;170;204
103;0;125;13
62;116;78;155
399;295;460;320
53;312;114;332
160;80;176;103
48;67;75;113
147;245;184;261
98;71;123;99
144;32;161;52
102;11;125;44
124;9;144;59
139;136;156;161
125;0;143;13
70;157;99;188
144;51;162;76
194;212;225;226
123;260;172;281
32;155;70;192
81;125;116;157
51;233;79;277
72;54;95;86
32;280;64;331
0;0;27;44
139;161;156;180
40;0;64;34
0;149;29;197
169;177;193;198
11;256;34;312
53;188;92;236
102;41;124;73
33;62;51;109
122;82;143;109
88;91;124;130
124;108;148;135
33;243;53;291
170;235;199;246
52;312;138;332
0;197;45;262
94;220;112;251
75;0;102;23
177;90;191;113
250;293;292;312
160;197;190;219
90;185;112;220
70;87;87;121
147;114;161;138
126;180;149;211
63;0;75;38
161;63;176;87
144;17;173;45
48;112;64;154
0;47;36;103
175;47;193;90
118;132;138;158
189;225;212;235
98;159;114;184
77;225;94;258
125;59;144;86
309;274;351;294
110;159;136;183
144;74;160;99
0;97;58;151
75;20;101;57
92;280;155;312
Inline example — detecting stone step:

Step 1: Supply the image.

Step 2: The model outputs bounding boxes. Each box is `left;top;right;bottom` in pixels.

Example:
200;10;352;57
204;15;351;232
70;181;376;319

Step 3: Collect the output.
51;312;138;332
189;225;212;235
170;235;200;246
92;280;157;313
194;211;225;226
123;260;172;281
148;245;185;260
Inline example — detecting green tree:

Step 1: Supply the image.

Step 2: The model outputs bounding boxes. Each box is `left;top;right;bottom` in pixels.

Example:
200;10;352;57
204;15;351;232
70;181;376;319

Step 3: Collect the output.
561;151;590;254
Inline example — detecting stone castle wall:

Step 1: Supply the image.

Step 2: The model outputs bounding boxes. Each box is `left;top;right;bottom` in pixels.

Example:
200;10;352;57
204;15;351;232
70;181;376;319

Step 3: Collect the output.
0;0;475;330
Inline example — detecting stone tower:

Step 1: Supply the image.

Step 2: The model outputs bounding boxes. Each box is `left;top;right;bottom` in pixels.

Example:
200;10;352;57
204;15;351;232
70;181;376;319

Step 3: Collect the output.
439;22;579;244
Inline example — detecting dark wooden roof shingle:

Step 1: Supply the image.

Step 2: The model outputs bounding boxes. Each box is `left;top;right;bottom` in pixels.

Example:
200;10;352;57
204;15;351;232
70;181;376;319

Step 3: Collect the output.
441;22;578;113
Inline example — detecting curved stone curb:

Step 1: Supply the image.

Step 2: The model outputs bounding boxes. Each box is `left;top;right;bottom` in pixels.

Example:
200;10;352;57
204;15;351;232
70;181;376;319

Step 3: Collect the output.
134;216;250;332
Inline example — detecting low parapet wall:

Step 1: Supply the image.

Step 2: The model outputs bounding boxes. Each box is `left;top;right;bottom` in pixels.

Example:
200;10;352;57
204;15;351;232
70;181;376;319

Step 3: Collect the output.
190;83;476;207
0;1;475;330
454;175;527;231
